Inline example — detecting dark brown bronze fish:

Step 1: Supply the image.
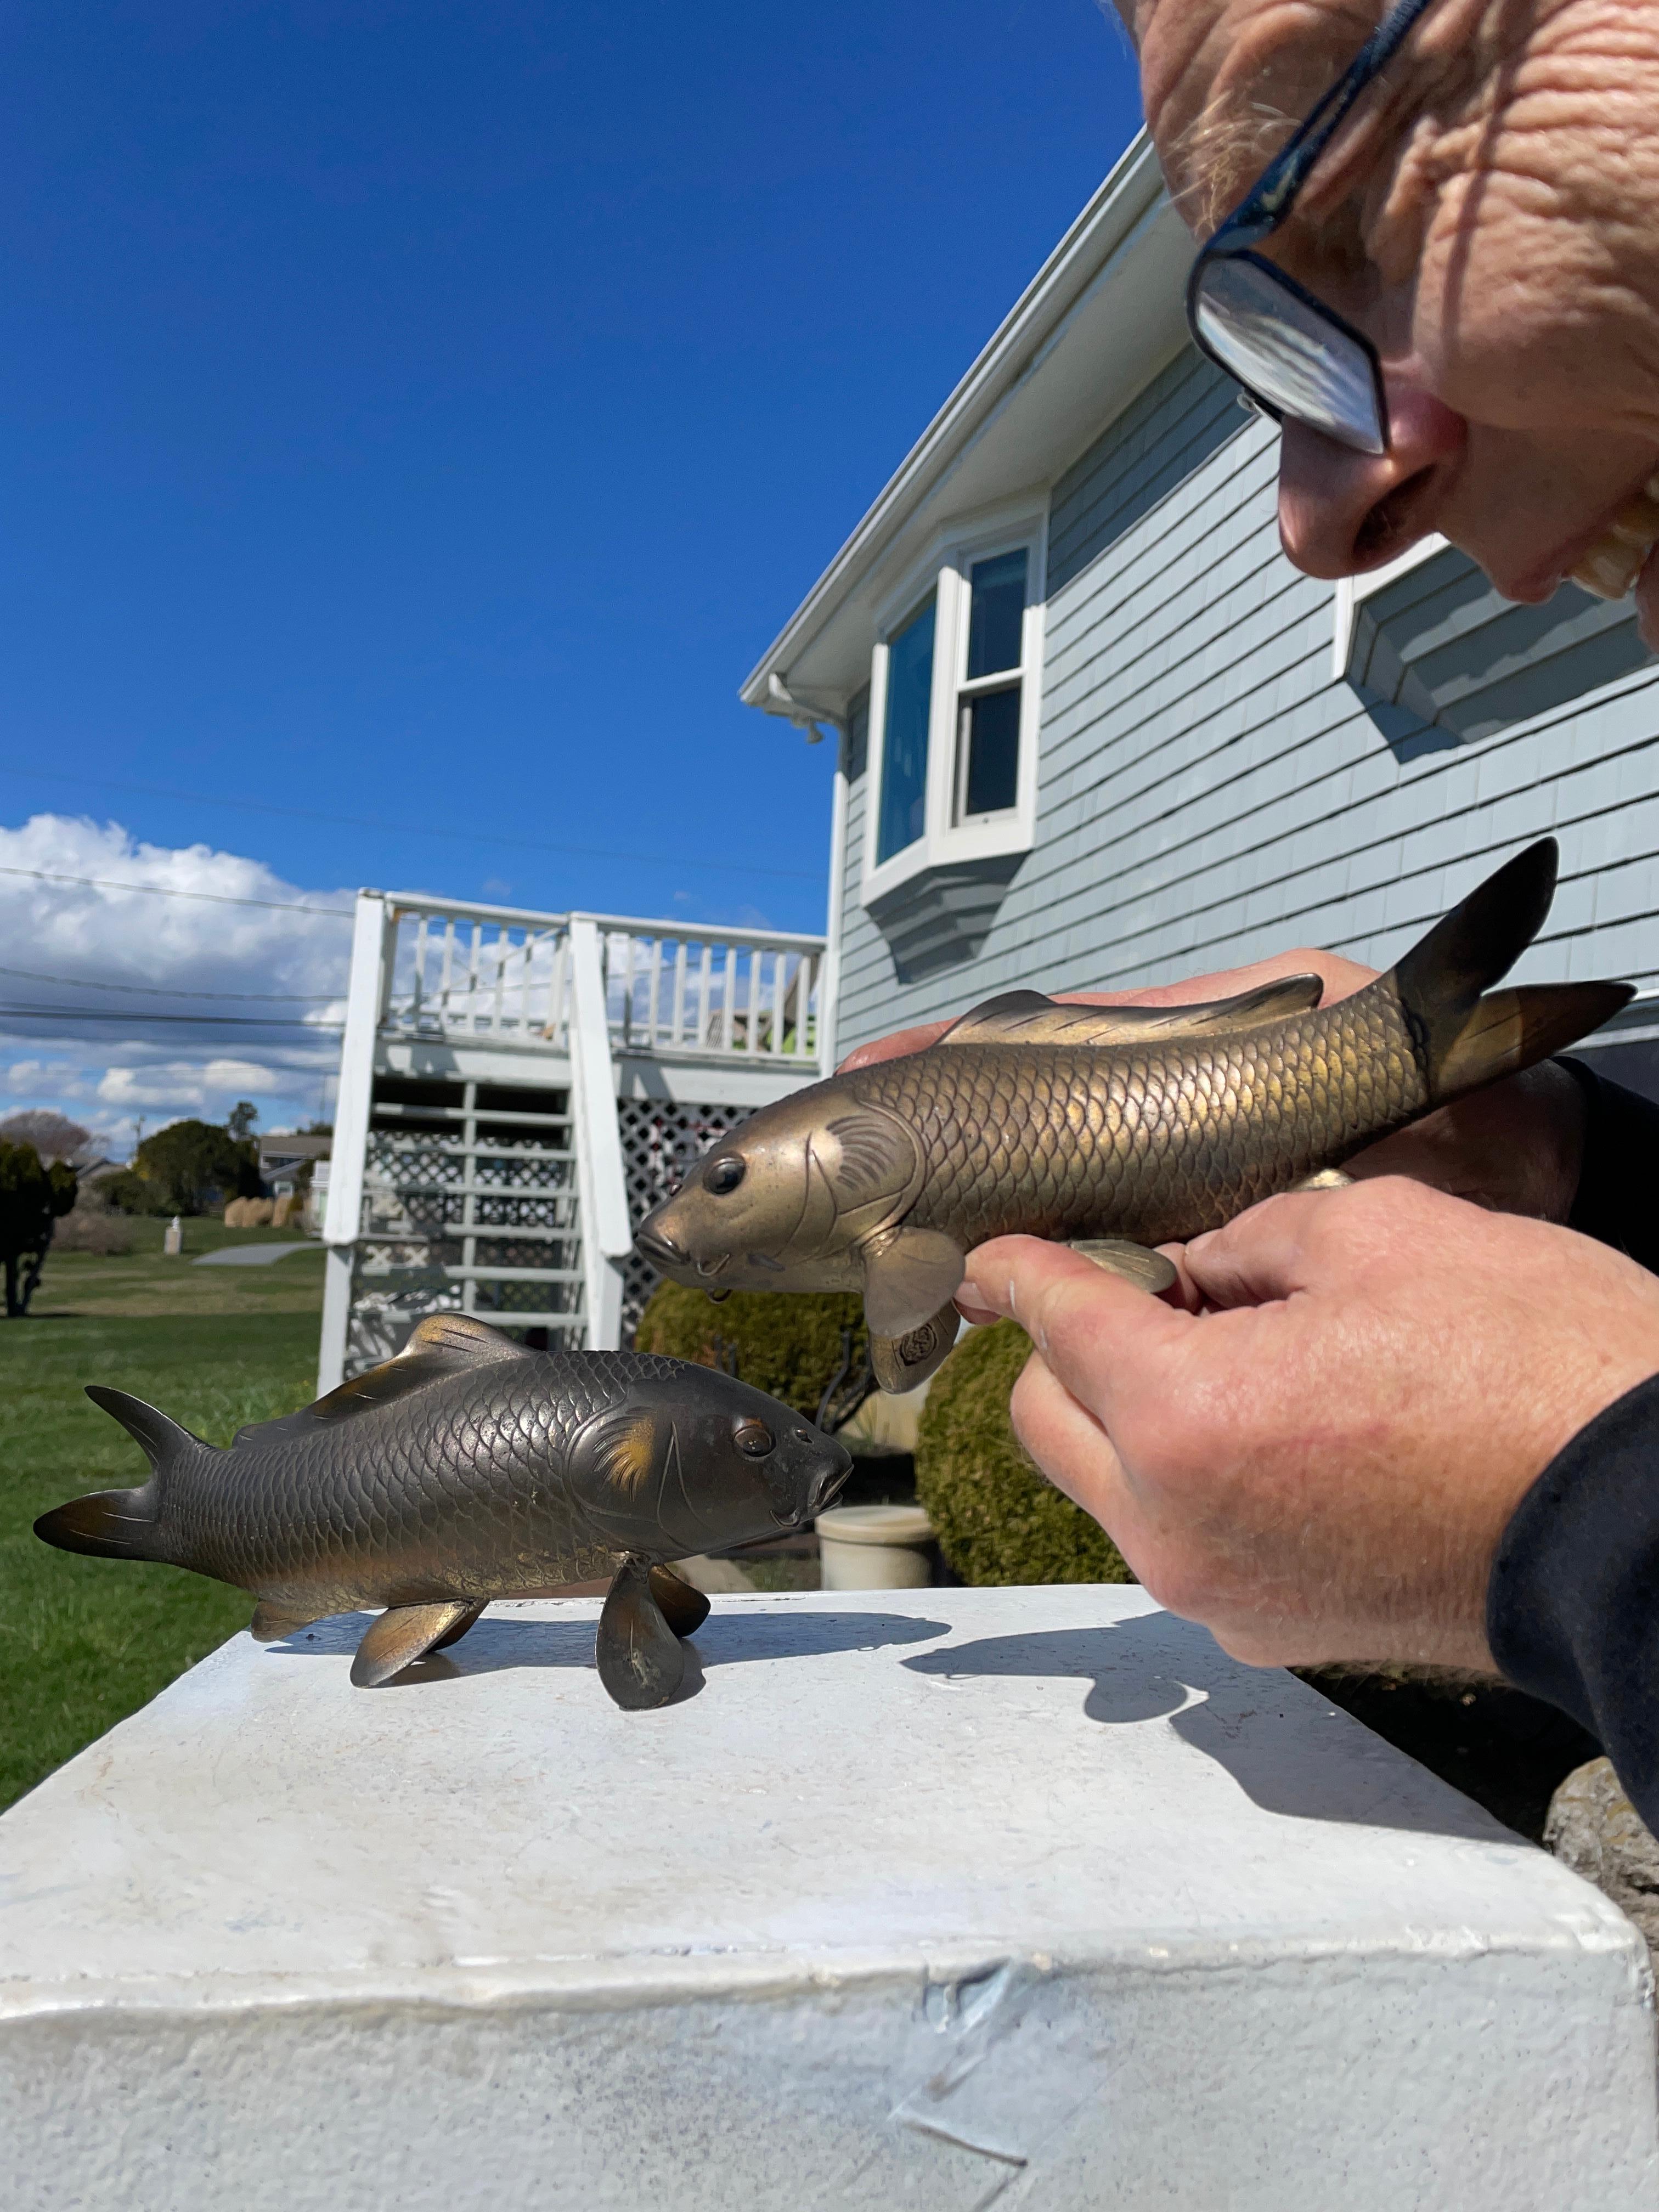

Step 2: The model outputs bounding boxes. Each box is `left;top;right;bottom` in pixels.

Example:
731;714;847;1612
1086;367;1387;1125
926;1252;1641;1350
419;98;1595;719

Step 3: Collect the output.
637;839;1629;1392
35;1313;850;1709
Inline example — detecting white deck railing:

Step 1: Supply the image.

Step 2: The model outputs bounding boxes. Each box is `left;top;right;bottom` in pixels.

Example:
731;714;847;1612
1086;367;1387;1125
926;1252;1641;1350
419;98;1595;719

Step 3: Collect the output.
319;887;830;1390
377;892;824;1068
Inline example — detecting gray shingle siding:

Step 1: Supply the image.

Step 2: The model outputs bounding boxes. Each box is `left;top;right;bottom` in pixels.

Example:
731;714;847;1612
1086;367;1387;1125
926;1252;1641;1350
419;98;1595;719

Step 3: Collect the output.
834;347;1659;1058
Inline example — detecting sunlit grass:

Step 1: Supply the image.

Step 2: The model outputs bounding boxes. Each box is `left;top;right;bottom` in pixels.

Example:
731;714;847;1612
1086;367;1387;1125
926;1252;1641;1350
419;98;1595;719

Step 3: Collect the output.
0;1311;319;1809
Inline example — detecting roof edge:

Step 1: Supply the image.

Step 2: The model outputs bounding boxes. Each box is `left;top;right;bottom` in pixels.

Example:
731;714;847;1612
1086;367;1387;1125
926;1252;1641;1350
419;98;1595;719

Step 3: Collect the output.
739;130;1166;712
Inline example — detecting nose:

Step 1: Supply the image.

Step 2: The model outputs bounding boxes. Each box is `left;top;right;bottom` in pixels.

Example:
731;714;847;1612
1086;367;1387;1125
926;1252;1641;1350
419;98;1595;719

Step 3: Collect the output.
1277;380;1466;579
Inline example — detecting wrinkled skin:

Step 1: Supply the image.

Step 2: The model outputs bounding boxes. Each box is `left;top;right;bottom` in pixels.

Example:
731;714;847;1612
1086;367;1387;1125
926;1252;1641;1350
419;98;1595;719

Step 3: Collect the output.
1122;0;1659;634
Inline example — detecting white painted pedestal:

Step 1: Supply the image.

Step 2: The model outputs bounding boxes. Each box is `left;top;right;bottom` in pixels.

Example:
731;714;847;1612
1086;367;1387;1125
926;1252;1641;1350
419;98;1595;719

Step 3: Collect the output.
2;1586;1654;2209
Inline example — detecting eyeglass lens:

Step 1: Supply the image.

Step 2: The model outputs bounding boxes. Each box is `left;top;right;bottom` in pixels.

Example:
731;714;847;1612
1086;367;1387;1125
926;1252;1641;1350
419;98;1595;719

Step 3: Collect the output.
1193;255;1386;455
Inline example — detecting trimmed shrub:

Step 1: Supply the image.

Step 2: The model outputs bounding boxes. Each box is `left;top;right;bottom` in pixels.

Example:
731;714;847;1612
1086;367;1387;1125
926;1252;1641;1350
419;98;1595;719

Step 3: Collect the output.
915;1319;1132;1585
52;1206;134;1256
634;1282;868;1422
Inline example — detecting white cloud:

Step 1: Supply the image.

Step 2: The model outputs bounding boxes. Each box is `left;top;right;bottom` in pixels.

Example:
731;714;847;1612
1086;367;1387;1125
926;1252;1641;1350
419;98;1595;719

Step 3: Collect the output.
0;815;353;1145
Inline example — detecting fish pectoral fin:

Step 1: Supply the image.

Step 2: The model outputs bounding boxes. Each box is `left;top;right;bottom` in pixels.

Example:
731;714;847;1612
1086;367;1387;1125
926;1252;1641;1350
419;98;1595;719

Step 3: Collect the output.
648;1563;712;1638
870;1300;962;1395
1290;1168;1353;1193
936;974;1323;1047
257;1313;536;1441
1068;1239;1180;1295
596;1558;686;1711
860;1226;966;1338
250;1599;328;1644
428;1600;487;1652
351;1600;481;1688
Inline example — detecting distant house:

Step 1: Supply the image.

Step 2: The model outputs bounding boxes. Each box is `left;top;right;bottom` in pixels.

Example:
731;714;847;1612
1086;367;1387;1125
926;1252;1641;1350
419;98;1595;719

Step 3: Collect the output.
258;1132;332;1200
743;134;1659;1099
76;1158;129;1189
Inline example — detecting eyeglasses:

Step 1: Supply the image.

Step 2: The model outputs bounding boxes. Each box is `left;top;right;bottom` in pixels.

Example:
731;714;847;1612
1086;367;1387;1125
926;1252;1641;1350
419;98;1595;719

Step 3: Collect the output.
1186;0;1440;456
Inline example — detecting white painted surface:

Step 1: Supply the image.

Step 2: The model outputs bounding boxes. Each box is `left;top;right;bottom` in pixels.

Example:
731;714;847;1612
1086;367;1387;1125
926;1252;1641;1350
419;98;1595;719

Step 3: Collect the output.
3;1585;1653;2210
567;913;629;1348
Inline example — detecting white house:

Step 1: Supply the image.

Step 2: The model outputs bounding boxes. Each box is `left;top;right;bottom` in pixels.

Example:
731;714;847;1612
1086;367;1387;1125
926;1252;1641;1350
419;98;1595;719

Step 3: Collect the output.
743;134;1659;1098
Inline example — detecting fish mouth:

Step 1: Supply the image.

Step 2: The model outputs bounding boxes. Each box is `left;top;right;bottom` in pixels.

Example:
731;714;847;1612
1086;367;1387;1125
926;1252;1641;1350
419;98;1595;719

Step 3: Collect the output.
635;1223;687;1270
808;1447;853;1518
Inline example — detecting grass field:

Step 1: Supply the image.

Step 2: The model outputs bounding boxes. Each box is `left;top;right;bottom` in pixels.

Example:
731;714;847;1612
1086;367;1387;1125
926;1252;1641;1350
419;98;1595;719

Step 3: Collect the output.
0;1222;323;1809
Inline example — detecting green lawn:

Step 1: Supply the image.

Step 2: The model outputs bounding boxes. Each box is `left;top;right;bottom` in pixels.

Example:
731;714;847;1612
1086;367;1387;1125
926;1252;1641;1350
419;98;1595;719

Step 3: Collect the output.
0;1226;323;1809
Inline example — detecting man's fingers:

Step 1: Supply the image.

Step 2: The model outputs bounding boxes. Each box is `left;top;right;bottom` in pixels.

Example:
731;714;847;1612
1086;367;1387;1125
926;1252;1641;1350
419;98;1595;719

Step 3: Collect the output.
959;1235;1188;1407
837;1020;951;1071
1182;1190;1333;1309
1008;1348;1133;1530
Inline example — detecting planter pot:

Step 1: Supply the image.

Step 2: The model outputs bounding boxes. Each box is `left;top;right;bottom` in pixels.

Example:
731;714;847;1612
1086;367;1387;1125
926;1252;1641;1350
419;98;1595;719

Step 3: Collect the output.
816;1503;935;1590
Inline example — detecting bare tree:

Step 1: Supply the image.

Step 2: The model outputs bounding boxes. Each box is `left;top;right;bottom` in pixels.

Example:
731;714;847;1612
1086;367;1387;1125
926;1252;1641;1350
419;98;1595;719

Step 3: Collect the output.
0;1111;105;1166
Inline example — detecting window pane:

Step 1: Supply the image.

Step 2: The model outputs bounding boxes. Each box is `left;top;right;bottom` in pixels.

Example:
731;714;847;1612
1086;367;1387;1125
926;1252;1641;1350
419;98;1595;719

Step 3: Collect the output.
960;684;1020;817
967;550;1027;679
877;595;935;863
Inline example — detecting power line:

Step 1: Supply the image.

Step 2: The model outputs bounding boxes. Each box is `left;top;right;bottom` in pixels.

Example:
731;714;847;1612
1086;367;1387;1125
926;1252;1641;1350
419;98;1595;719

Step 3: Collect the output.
0;767;823;883
0;864;352;916
0;961;340;1003
0;1005;342;1031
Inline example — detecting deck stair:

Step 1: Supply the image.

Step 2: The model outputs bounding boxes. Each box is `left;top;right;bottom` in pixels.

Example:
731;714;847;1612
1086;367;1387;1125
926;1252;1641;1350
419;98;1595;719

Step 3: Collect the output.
319;890;830;1390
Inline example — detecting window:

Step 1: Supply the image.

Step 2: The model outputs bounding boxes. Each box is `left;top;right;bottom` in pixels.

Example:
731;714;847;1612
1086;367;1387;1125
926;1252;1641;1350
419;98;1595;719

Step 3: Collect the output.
955;549;1026;821
876;595;935;863
862;509;1045;901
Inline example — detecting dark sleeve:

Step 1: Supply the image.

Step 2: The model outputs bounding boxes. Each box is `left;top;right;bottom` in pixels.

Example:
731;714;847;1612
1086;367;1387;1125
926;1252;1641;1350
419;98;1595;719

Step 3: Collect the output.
1558;1056;1659;1271
1488;1374;1659;1832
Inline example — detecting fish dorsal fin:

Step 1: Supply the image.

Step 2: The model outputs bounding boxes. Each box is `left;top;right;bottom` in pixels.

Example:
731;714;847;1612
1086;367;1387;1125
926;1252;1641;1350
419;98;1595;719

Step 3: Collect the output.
935;974;1324;1048
238;1313;534;1443
85;1385;205;1470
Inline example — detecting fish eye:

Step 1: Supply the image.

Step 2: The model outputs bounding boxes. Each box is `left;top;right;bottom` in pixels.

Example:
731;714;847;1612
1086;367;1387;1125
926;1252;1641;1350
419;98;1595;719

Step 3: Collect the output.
705;1154;746;1195
734;1419;774;1458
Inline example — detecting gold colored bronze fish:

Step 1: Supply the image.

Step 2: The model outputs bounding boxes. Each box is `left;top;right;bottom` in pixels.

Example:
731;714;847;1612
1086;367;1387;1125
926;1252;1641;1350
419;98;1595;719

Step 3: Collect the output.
637;840;1629;1391
35;1313;850;1708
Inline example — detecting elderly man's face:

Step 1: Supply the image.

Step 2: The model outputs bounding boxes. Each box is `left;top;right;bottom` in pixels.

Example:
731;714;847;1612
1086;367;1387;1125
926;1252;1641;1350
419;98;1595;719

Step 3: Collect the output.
1130;0;1659;635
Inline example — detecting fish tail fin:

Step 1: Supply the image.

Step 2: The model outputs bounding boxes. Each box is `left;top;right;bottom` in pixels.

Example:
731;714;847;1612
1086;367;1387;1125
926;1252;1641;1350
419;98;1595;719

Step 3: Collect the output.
1389;839;1633;1103
35;1386;208;1562
33;1488;161;1561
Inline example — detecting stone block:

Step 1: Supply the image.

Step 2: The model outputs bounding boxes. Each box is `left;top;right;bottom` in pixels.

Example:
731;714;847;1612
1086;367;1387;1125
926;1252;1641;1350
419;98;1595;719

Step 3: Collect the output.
2;1586;1654;2209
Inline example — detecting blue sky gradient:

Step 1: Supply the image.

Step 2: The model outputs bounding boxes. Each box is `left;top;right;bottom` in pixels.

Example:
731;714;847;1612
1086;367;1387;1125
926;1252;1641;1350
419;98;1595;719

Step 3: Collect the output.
1;0;1143;1136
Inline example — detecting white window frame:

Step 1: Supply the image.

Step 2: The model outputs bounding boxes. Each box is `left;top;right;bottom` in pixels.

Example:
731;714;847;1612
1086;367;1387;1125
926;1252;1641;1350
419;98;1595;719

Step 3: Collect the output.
1331;534;1448;682
861;498;1047;906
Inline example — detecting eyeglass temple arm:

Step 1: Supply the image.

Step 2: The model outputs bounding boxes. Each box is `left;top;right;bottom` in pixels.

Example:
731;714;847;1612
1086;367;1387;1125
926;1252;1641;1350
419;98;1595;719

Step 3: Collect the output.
1231;0;1441;231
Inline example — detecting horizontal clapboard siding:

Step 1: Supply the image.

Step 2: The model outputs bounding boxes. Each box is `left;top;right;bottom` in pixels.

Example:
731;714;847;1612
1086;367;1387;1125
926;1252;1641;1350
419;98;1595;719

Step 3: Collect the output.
834;347;1659;1056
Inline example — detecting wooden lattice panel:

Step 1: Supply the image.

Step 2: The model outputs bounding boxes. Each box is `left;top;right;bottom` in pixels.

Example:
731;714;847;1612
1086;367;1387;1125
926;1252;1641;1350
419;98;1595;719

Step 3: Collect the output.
616;1095;749;1342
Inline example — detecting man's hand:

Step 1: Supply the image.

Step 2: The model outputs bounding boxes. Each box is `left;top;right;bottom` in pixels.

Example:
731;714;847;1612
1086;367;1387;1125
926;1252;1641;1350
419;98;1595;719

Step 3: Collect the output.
840;951;1588;1221
955;1180;1659;1672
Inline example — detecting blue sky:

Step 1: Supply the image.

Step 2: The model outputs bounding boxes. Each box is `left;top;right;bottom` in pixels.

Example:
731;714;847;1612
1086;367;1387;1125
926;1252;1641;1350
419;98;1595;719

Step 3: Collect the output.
1;0;1144;1140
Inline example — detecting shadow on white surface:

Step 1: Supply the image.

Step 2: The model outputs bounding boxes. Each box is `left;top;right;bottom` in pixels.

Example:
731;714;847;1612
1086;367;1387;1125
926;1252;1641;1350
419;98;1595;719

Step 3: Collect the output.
904;1613;1506;1842
266;1604;953;1707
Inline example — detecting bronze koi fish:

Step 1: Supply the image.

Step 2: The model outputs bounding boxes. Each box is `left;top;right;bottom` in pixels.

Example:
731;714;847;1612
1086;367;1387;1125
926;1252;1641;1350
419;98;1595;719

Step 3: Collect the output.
637;840;1629;1392
36;1313;850;1709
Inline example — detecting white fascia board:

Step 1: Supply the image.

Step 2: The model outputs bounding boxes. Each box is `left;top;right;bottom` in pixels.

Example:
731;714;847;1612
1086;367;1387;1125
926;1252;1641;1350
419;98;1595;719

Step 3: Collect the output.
741;129;1193;716
1330;534;1450;681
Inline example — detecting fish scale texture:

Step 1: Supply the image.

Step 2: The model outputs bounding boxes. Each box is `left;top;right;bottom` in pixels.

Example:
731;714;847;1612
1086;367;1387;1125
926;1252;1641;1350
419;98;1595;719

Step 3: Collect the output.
162;1351;673;1611
850;985;1427;1248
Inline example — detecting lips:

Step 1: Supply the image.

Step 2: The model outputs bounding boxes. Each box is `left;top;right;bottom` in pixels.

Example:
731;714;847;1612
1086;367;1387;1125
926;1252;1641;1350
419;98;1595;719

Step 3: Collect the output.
1571;470;1659;600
